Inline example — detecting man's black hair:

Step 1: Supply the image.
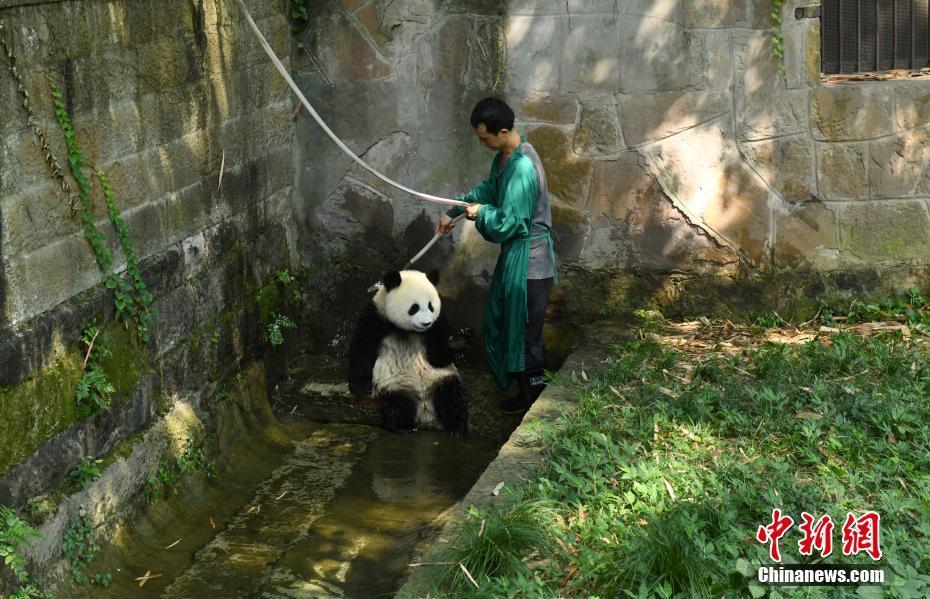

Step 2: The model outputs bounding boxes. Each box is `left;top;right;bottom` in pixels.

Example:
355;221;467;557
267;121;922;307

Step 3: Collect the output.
470;97;515;134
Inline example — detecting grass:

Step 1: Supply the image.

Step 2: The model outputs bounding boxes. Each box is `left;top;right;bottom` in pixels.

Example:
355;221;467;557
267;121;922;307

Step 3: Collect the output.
428;316;930;598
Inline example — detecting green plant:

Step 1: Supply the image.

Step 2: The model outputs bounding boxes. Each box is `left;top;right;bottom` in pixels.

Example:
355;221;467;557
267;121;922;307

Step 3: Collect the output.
290;0;309;48
24;496;56;528
633;308;666;334
430;326;930;597
74;366;115;417
770;0;787;83
820;286;930;329
61;515;100;585
753;312;781;329
275;267;304;301
176;436;217;478
276;268;295;286
0;506;41;593
433;500;557;596
49;77;154;341
156;460;179;496
142;437;217;505
90;571;112;587
67;458;104;491
74;324;116;418
141;480;159;504
265;312;296;347
97;169;155;342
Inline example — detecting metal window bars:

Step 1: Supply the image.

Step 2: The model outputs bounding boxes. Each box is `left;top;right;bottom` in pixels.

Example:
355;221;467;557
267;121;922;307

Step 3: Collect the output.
822;0;930;73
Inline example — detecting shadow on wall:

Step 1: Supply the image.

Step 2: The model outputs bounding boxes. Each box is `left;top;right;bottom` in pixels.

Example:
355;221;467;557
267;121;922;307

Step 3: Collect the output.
501;0;850;319
293;0;909;347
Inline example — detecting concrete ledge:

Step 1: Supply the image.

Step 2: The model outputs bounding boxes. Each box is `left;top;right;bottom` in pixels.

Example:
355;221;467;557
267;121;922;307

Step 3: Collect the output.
395;322;628;598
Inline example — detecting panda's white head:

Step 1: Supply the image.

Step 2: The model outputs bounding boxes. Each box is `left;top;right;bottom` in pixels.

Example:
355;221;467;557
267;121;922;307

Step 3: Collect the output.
373;270;442;332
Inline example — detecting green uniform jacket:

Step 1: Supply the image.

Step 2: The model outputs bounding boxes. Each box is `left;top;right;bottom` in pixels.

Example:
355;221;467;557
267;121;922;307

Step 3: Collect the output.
450;142;538;389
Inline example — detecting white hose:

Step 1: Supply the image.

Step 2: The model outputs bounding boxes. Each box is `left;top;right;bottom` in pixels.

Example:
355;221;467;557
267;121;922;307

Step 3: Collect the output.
235;0;468;208
404;213;467;269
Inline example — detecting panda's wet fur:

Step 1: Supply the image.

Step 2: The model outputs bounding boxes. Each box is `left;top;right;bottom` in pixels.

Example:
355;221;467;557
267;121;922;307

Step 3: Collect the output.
347;269;468;435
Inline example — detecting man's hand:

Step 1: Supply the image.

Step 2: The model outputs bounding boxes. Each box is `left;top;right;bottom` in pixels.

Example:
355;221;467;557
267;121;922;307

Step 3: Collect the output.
436;215;455;235
465;203;482;221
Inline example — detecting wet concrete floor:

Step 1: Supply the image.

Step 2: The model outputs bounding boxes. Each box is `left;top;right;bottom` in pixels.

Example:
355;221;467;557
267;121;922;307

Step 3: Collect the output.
71;422;498;598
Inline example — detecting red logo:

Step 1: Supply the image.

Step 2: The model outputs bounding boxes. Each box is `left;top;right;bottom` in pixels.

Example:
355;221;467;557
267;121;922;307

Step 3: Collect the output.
842;511;882;560
756;510;882;562
798;512;835;558
756;509;794;562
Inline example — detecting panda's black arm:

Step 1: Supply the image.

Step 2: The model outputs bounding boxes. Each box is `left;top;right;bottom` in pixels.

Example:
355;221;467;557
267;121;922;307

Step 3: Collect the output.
347;303;385;396
425;312;455;368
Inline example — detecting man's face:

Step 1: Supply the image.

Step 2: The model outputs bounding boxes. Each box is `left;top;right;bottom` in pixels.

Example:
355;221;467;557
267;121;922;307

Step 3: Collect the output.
474;123;508;151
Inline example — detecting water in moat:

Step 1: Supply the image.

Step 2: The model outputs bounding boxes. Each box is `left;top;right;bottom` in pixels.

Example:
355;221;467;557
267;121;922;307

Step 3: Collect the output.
63;324;578;597
69;422;498;598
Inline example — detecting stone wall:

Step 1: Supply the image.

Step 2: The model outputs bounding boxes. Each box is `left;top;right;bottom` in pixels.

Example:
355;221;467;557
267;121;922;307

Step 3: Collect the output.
298;0;930;327
293;0;509;343
0;0;294;540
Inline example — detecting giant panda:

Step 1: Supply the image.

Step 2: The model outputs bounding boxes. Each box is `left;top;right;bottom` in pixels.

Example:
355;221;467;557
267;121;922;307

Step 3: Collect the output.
347;269;467;436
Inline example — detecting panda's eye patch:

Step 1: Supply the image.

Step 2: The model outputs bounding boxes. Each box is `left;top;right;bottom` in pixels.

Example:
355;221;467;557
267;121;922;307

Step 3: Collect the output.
408;304;419;316
428;302;434;313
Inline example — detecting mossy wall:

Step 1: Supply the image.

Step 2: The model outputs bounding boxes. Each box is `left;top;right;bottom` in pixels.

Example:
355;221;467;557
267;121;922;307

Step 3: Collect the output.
0;0;297;510
0;353;82;476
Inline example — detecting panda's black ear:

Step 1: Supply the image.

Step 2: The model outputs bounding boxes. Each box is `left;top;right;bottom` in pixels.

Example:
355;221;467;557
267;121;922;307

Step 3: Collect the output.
426;269;440;286
382;271;402;291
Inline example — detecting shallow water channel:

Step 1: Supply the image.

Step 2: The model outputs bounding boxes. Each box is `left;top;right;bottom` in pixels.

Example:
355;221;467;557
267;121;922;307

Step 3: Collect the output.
63;323;578;597
71;421;498;598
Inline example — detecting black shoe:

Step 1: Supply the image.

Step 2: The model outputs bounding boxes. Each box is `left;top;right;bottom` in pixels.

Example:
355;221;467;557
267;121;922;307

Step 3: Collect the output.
526;368;547;400
499;372;533;414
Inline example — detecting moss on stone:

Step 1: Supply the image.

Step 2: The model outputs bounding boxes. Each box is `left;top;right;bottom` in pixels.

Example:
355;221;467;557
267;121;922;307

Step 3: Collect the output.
0;322;150;477
97;324;149;397
0;351;83;476
255;280;281;325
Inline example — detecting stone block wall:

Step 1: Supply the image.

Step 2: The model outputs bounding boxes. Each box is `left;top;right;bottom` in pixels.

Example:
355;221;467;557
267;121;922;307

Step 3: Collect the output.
298;0;930;326
293;0;510;344
0;0;295;532
506;0;930;313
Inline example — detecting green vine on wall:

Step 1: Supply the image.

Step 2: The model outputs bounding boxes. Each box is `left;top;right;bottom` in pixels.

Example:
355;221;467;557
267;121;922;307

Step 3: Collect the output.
96;169;155;340
770;0;787;83
290;0;310;49
48;76;155;342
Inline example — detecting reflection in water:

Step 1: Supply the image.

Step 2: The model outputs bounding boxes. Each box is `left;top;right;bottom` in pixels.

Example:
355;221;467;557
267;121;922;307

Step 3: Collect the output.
271;432;498;598
66;425;498;598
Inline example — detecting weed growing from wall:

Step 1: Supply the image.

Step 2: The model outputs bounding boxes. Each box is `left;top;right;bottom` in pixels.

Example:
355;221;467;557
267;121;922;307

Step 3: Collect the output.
0;506;42;597
96;170;155;341
66;458;103;491
265;313;296;347
770;0;787;83
142;436;217;504
290;0;310;48
60;514;104;586
258;268;302;347
48;77;155;342
74;325;115;418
